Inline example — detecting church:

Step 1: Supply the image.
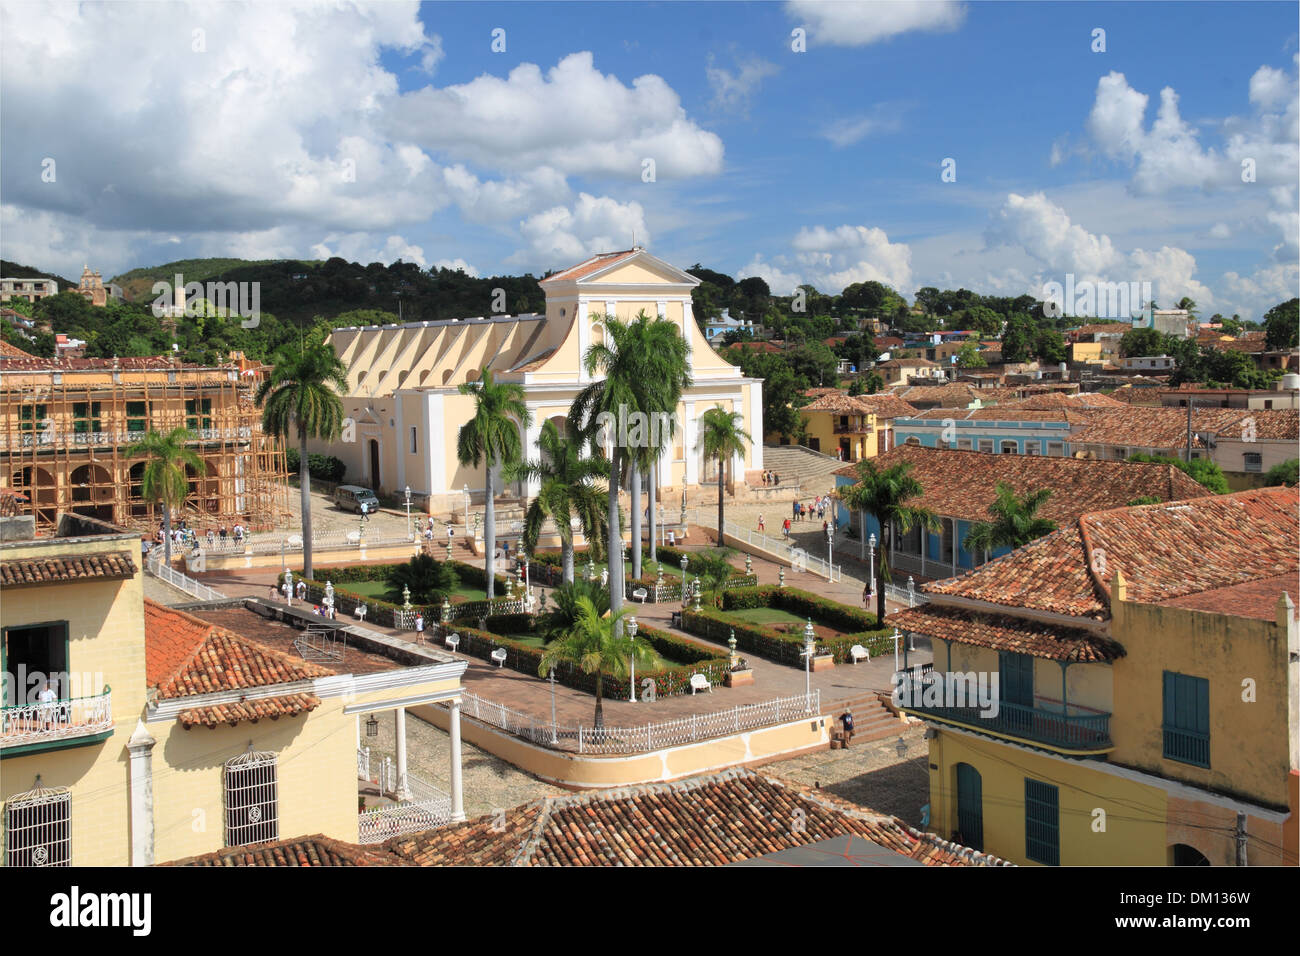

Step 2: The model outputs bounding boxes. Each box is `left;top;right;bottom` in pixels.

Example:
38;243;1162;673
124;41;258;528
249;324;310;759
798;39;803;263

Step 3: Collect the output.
319;249;765;514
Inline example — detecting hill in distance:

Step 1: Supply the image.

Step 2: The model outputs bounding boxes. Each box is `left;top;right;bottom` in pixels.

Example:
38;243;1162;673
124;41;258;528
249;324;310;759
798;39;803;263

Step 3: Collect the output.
0;260;78;291
110;257;306;302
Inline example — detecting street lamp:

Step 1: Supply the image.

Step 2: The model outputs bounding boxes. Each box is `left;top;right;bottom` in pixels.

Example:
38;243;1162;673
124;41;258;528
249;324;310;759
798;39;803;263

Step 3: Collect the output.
548;667;559;744
826;522;834;566
866;532;877;607
907;576;916;650
627;615;638;703
892;627;901;680
404;485;412;539
365;714;379;738
802;618;816;710
463;484;470;526
441;597;452;636
680;554;688;589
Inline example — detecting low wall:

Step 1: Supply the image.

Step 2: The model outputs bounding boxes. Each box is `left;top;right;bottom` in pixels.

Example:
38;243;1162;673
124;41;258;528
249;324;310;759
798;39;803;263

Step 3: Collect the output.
187;542;422;572
414;703;831;789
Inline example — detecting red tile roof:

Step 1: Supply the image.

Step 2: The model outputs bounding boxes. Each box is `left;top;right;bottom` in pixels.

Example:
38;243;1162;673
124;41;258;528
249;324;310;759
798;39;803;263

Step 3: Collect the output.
384;769;1009;867
801;391;919;420
924;487;1299;620
0;551;137;587
1159;573;1298;621
1068;407;1299;447
145;600;331;728
540;250;639;283
1071;322;1130;337
0;338;34;358
894;383;982;406
832;444;1207;524
889;605;1123;662
166;834;406;867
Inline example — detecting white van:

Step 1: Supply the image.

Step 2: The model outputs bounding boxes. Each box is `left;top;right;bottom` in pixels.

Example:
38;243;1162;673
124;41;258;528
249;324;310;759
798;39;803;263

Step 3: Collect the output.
333;485;381;514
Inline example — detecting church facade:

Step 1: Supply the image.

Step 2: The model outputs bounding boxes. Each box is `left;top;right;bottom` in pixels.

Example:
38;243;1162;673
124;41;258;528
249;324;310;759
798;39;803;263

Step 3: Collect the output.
319;249;764;513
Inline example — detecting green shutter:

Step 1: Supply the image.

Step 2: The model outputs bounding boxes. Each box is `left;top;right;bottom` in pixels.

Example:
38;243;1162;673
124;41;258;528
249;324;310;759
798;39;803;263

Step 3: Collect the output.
1025;778;1060;865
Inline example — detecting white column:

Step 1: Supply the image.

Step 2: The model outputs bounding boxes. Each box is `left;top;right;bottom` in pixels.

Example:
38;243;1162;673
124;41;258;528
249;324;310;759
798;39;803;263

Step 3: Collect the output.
395;396;406;491
684;401;698;485
449;699;466;822
395;708;411;801
750;381;764;470
656;300;667;319
127;720;156;867
681;299;695;367
426;392;445;497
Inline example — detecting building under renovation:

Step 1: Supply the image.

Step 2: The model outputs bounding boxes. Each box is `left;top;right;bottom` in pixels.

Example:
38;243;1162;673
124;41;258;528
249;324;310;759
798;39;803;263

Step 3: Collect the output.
0;350;289;532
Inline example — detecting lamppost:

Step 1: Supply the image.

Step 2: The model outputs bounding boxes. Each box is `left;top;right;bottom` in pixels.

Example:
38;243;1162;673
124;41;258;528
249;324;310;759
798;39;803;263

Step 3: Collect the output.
404;485;412;539
627;615;638;703
463;484;470;526
866;532;877;607
523;556;530;598
324;580;335;619
907;576;916;650
441;597;452;637
548;667;558;744
680;554;688;590
802;618;816;711
826;522;834;566
892;627;901;679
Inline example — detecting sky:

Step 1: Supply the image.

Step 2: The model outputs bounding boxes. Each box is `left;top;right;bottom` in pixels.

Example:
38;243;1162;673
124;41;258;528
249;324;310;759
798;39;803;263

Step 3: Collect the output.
1;0;1297;320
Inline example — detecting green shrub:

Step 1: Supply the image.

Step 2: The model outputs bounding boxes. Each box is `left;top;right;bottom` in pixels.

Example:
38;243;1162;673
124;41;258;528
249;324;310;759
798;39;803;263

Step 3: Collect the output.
286;449;347;483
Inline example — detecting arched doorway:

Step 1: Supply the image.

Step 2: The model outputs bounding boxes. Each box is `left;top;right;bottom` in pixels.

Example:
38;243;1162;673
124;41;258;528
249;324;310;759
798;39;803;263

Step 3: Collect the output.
10;466;56;524
955;763;984;851
69;463;114;523
1169;844;1211;866
368;439;381;492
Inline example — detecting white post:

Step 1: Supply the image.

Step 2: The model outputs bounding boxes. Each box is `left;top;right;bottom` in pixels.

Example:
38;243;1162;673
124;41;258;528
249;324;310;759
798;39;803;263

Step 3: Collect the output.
449;699;466;822
127;720;156;867
394;708;411;801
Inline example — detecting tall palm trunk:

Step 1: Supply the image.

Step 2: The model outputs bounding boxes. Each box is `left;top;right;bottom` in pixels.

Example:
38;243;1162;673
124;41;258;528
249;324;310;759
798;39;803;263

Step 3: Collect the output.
630;465;642;580
607;448;623;626
300;431;313;580
163;505;173;565
648;459;658;565
593;673;604;729
562;535;574;584
484;462;496;600
716;455;725;546
876;519;889;623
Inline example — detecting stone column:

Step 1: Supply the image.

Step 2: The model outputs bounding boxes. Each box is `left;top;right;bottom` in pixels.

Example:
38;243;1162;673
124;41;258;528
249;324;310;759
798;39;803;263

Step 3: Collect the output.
449;699;466;822
394;708;411;801
127;720;156;867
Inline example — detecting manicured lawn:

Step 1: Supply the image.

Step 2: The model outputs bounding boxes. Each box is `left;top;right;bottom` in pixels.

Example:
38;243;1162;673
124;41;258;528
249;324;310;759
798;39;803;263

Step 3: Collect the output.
726;607;812;628
336;579;488;603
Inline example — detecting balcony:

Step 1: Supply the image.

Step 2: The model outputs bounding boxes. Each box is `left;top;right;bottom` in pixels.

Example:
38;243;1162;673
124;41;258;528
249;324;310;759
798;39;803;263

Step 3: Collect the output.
904;694;1112;753
1;688;113;755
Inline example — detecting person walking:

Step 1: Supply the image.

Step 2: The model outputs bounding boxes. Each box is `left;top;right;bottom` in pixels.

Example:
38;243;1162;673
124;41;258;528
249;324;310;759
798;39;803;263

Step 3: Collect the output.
415;613;425;641
792;500;798;521
757;514;765;532
841;708;855;747
782;517;791;539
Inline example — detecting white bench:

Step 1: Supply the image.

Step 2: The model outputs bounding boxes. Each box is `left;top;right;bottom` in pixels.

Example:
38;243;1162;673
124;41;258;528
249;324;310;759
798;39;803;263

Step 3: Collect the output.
632;587;649;603
445;633;460;652
690;673;712;695
849;644;870;664
490;648;508;668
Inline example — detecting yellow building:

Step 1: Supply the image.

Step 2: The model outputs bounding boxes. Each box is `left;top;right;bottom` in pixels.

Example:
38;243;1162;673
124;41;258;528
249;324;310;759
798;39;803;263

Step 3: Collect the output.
319;249;764;512
796;392;919;462
890;487;1299;866
1;511;468;866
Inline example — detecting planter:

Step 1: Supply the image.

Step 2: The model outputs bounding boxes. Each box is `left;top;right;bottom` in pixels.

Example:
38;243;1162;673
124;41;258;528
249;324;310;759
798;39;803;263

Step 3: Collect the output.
725;668;755;688
811;653;835;672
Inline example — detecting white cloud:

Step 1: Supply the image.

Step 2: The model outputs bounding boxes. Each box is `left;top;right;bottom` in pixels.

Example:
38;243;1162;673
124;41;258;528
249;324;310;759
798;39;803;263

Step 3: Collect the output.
740;224;913;296
513;193;648;271
1208;222;1232;240
706;55;779;114
433;258;479;277
1221;261;1300;319
387;52;724;179
821;104;905;147
785;0;966;46
310;234;428;268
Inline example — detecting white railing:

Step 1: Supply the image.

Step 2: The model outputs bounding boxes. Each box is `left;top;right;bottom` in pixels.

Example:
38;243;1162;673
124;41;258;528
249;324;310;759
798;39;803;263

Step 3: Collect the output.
1;689;113;745
455;689;821;755
721;519;840;582
0;426;258;450
356;749;452;844
145;551;225;601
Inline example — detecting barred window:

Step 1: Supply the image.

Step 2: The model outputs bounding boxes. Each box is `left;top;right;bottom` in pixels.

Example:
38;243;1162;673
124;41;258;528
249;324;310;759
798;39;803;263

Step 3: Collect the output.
5;785;71;867
224;751;279;847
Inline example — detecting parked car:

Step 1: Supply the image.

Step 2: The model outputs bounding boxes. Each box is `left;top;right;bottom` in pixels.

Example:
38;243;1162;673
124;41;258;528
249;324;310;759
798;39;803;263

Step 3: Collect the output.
333;485;381;514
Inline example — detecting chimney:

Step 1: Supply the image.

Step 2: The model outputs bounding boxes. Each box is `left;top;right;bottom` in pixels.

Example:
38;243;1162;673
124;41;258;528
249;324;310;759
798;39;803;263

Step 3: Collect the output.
1112;568;1127;602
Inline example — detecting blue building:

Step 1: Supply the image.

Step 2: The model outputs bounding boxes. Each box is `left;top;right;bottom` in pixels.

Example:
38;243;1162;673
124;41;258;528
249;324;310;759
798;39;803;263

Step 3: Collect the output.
892;408;1076;457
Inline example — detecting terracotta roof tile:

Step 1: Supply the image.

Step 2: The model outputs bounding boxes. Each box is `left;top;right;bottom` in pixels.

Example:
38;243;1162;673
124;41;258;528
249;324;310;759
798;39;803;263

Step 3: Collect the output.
889;605;1123;662
895;383;982;406
0;338;34;358
1068;407;1298;446
925;487;1299;619
178;693;322;729
0;551;137;587
165;834;405;867
832;444;1207;524
1159;573;1298;621
540;250;639;283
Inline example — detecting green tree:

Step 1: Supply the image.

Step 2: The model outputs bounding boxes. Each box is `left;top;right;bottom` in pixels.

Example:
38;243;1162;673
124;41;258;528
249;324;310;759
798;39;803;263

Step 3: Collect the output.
863;371;884;394
962;482;1058;556
1177;296;1200;323
1127;454;1230;495
695;406;752;543
125;427;203;565
536;596;654;728
955;342;987;368
504;419;609;583
1263;458;1299;487
838;460;940;622
1119;327;1168;358
1263;298;1298;351
457;367;532;600
255;337;350;580
385;553;458;605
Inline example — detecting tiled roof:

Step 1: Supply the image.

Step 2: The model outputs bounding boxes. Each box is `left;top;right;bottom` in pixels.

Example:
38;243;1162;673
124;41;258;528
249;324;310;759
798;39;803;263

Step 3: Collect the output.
896;383;981;405
1105;386;1163;405
925;487;1299;619
384;769;1008;867
166;834;406;867
874;336;905;349
1068;407;1299;446
0;551;137;587
1011;391;1124;410
0;338;34;358
540;250;639;283
1072;322;1130;337
509;347;556;373
880;357;939;368
0;356;200;371
801;392;919;420
889;605;1123;662
906;406;1092;424
144;601;331;727
1159;573;1298;621
832;444;1207;524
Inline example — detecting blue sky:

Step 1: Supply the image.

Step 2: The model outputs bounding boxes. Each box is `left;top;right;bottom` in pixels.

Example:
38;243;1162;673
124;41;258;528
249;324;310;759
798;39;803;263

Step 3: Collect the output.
1;1;1296;318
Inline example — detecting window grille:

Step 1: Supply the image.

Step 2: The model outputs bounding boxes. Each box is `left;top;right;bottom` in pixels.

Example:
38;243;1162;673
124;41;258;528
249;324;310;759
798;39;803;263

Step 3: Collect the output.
224;750;279;847
5;785;71;867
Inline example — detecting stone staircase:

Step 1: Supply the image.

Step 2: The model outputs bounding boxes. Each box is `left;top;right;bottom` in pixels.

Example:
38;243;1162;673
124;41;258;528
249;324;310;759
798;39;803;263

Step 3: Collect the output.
761;444;846;494
823;692;907;748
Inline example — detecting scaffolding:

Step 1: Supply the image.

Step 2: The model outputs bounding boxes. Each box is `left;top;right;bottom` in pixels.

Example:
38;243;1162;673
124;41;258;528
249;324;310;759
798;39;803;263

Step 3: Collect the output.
0;359;290;533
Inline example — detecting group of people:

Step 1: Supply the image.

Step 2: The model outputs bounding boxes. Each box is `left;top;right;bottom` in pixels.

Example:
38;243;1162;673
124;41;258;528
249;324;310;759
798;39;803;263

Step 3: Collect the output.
759;470;782;486
773;495;839;539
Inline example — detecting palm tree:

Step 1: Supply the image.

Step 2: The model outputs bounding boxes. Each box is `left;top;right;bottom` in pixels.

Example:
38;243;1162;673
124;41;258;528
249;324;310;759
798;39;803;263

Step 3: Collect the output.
837;460;940;622
963;482;1057;558
457;367;532;600
536;594;655;728
570;313;690;629
255;338;349;581
695;406;751;544
125;427;203;565
503;419;608;584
